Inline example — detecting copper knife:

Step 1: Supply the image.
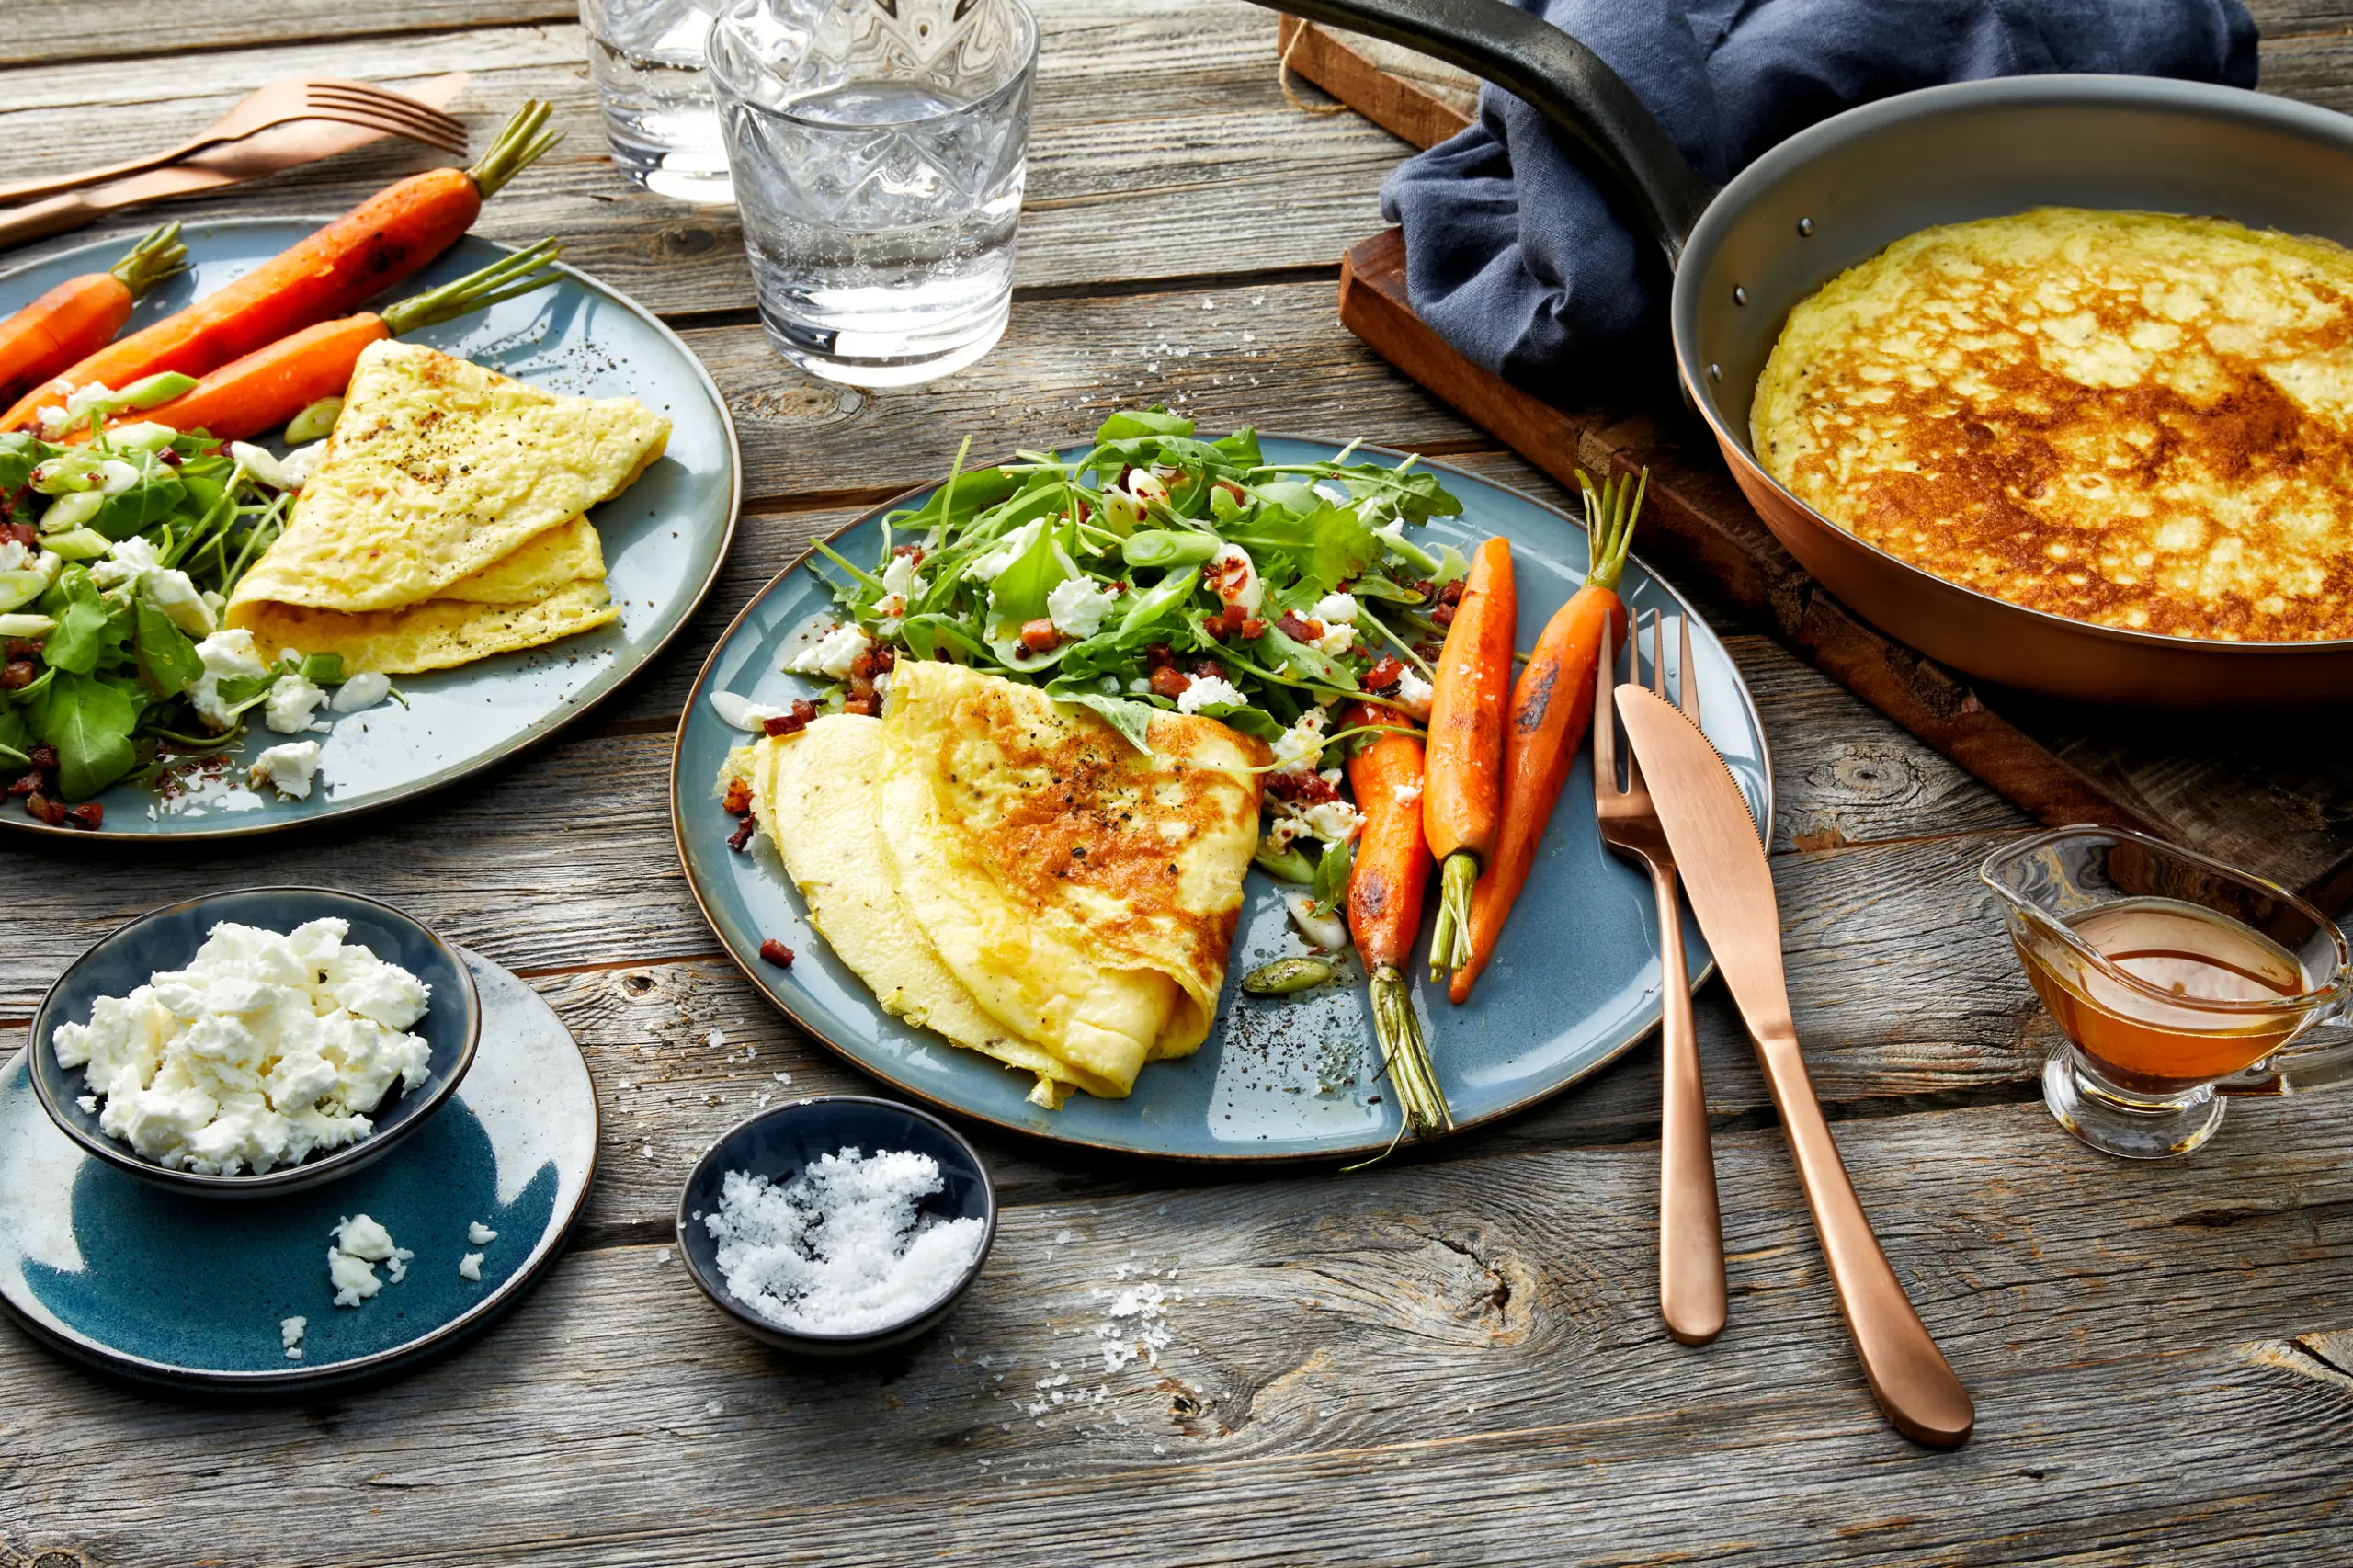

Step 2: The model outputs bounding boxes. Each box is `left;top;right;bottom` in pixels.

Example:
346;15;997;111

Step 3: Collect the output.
1613;682;1974;1449
0;73;468;253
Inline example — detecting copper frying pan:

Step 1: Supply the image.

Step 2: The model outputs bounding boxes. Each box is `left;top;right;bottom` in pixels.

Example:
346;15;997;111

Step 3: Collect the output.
1249;0;2353;707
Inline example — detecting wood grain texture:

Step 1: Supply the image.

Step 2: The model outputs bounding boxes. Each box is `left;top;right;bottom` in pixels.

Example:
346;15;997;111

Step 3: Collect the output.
7;1096;2353;1567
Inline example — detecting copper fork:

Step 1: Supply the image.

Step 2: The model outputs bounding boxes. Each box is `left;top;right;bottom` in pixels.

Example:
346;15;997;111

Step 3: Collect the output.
0;77;468;206
1595;609;1727;1346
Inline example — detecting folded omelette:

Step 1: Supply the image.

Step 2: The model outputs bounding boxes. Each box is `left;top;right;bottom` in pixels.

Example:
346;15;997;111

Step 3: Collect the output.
226;340;671;673
723;663;1267;1106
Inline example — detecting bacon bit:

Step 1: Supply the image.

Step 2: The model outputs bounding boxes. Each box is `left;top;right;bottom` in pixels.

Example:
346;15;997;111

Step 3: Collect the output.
1408;578;1437;603
24;791;66;826
1019;618;1063;653
870;644;897;672
1265;769;1341;806
1414;638;1446;664
156;447;183;468
1073;500;1092;523
728;816;757;852
1143;642;1176;669
5;640;39;658
1429;603;1457;630
842;694;879;717
0;520;33;550
1239;615;1266;640
6;770;40;798
1190;658;1227;682
722;777;755;817
1276;611;1317;643
1108;579;1130;596
1437;579;1466;607
762;700;818;738
1201;604;1249;642
1364;655;1406;693
0;660;32;691
758;939;795;968
891;543;926;564
1148;666;1191;699
27;744;57;771
63;802;101;831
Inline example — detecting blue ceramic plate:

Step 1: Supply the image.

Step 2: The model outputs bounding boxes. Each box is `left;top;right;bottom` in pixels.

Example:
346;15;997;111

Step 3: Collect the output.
0;217;740;841
670;441;1772;1162
0;950;596;1392
29;885;480;1197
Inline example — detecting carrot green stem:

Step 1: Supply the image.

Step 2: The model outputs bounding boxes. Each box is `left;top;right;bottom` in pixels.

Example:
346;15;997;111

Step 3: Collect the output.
467;100;563;199
379;238;563;336
1428;849;1478;981
1576;466;1647;592
109;222;188;300
1369;964;1451;1137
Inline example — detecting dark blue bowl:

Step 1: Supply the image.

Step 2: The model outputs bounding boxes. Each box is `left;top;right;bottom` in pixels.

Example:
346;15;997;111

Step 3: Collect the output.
29;887;479;1199
676;1096;997;1356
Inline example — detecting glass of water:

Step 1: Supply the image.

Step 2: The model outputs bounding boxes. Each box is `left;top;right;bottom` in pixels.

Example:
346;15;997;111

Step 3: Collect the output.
580;0;737;203
707;0;1039;386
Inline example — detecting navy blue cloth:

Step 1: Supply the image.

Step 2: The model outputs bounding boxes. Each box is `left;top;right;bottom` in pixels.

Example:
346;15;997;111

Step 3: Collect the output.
1379;0;2259;397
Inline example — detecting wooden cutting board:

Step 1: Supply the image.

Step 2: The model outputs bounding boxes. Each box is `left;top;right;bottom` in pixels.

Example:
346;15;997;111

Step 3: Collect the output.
1282;19;2353;910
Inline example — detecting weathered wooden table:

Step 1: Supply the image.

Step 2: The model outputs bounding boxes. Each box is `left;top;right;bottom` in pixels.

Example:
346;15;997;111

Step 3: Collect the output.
6;5;2352;1564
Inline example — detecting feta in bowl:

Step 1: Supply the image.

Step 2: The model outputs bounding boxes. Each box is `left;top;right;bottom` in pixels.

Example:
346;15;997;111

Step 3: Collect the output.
29;888;480;1198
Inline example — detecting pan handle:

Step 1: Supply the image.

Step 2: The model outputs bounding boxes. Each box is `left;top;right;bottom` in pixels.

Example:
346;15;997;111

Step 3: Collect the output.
1250;0;1714;265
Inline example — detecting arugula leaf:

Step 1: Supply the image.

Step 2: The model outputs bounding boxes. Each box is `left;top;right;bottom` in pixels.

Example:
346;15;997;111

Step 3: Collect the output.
986;525;1073;630
1095;409;1194;442
91;473;187;541
0;702;30;766
295;652;345;685
1312;837;1356;916
210;671;277;713
40;568;121;676
0;432;39;504
1048;686;1159;754
36;671;140;799
134;599;203;697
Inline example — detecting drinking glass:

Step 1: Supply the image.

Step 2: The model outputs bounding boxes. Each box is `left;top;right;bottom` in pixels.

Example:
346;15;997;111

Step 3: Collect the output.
1982;825;2353;1158
706;0;1039;386
580;0;736;202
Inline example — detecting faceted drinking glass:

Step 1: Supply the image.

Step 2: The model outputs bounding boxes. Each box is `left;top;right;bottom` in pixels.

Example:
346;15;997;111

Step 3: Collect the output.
1981;825;2353;1158
707;0;1038;386
580;0;736;202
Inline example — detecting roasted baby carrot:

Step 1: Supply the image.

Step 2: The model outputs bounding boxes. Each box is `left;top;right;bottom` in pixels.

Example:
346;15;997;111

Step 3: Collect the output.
0;223;186;410
124;240;563;442
1449;470;1643;1004
1345;705;1451;1136
1422;535;1516;982
1;103;560;434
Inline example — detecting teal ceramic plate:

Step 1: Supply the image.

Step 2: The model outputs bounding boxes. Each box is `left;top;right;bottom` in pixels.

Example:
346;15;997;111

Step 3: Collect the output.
0;217;740;841
0;950;597;1391
671;441;1771;1162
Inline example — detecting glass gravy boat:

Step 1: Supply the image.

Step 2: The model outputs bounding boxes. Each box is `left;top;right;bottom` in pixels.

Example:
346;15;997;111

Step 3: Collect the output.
1981;826;2353;1158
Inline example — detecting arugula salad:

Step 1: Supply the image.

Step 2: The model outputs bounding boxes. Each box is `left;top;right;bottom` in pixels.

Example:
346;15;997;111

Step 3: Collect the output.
766;408;1472;918
0;376;381;826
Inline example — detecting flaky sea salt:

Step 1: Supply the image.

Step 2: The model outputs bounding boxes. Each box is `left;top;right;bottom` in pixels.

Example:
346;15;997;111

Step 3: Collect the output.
703;1148;984;1335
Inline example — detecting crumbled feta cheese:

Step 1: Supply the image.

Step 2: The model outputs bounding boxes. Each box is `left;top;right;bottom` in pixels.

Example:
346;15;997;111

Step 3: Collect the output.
75;1094;97;1114
786;622;870;680
1204;543;1264;612
263;673;329;734
1175;675;1246;714
49;919;432;1176
249;741;323;800
280;1315;306;1358
188;630;269;730
329;1244;381;1308
877;551;926;620
1394;778;1423;806
1046;575;1117;640
1311;591;1360;625
1392;668;1435;720
1298;798;1364;846
0;540;33;574
386;1248;414;1284
88;535;158;590
702;1150;986;1335
968;517;1044;582
337;1214;397;1260
1270;710;1327;777
63;381;116;421
90;535;215;636
709;690;789;731
468;1221;499;1245
459;1252;484;1281
329;671;391;713
1307;621;1357;656
1265;816;1300;850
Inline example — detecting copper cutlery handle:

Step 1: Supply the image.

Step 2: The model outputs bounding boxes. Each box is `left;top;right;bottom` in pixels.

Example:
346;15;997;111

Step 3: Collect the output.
1752;1029;1975;1447
1652;862;1725;1346
0;192;102;251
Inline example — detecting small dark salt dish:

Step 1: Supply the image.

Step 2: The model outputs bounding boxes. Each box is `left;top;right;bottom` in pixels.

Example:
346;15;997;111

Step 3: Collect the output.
676;1096;997;1356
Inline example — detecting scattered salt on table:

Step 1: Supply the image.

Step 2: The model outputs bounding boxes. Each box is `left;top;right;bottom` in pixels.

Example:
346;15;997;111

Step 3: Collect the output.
703;1147;984;1335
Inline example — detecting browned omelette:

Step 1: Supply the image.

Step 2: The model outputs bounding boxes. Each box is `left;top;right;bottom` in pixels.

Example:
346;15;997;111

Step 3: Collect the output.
1753;207;2353;642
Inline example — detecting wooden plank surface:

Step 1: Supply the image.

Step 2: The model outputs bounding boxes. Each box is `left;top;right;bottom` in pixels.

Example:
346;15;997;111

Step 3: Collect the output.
6;1;2353;1565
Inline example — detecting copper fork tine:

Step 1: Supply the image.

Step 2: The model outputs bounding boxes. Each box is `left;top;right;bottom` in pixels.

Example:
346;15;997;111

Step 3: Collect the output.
1678;614;1700;727
302;81;471;154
